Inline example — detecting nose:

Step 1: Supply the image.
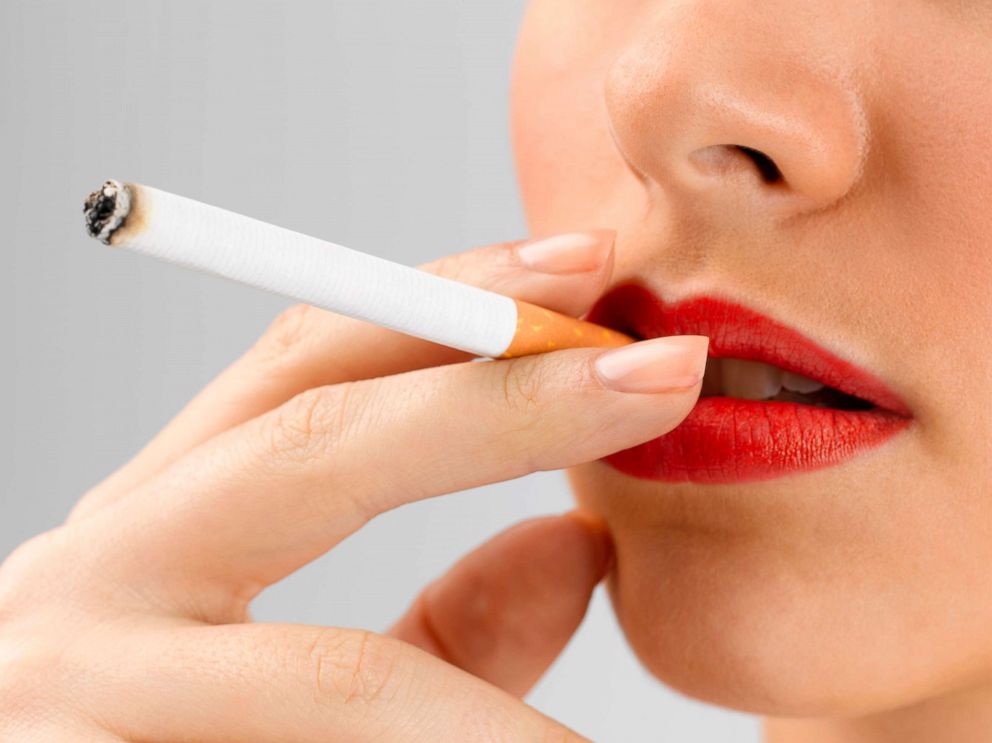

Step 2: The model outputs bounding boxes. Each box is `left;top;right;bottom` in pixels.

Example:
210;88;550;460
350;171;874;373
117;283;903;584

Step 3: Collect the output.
604;3;868;217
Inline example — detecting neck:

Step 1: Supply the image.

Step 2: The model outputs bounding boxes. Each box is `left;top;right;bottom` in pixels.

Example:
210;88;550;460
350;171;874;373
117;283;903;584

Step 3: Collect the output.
764;682;992;743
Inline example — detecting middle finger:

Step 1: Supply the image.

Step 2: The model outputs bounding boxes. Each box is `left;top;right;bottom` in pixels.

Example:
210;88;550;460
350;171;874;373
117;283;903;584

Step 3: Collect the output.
85;335;706;618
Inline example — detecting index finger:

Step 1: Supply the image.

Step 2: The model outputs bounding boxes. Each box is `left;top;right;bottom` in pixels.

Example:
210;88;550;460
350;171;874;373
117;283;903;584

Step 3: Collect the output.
69;230;616;521
84;336;706;617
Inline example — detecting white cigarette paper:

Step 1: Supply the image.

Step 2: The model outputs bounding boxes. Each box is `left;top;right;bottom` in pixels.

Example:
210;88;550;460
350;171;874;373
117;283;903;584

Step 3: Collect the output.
82;180;632;358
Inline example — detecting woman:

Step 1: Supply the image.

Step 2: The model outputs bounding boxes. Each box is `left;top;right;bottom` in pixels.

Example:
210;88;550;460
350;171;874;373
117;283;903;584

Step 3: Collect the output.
2;1;989;740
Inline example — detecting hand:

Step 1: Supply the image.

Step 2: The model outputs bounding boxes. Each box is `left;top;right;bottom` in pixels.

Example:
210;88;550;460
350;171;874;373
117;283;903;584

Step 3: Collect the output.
0;230;707;741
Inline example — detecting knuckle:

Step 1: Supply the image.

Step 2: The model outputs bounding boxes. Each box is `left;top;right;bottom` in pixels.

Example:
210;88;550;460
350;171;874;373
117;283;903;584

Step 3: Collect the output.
0;530;64;620
497;357;551;416
491;354;593;473
0;535;106;737
424;249;475;283
306;628;401;709
262;384;355;465
426;244;523;295
252;303;315;362
0;637;63;730
0;659;41;722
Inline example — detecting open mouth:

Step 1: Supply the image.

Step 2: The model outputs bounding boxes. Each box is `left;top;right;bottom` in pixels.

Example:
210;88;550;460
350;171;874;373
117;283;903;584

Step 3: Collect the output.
587;283;912;484
699;357;874;410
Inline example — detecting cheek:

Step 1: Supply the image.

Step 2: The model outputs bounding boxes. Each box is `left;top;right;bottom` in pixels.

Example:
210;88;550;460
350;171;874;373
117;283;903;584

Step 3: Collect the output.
870;12;992;510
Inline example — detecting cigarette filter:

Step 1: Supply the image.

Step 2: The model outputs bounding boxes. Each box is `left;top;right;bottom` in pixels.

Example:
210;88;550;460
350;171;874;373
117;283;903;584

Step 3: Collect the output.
83;180;633;358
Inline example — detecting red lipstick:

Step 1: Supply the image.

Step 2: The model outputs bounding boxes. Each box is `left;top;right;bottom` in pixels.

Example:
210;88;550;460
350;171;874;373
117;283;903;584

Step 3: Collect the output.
587;284;912;483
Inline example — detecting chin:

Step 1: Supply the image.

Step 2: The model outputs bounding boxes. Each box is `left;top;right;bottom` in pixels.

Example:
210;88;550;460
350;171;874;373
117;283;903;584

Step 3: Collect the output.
599;518;858;717
568;451;992;719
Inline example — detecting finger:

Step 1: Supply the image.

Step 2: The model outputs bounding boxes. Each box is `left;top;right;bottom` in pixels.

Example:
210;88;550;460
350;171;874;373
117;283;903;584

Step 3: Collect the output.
94;623;590;743
69;229;616;521
9;723;121;742
389;512;612;697
85;335;706;618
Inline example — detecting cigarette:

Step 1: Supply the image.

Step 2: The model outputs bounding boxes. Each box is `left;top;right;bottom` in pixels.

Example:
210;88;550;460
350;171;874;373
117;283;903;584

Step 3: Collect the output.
82;180;634;359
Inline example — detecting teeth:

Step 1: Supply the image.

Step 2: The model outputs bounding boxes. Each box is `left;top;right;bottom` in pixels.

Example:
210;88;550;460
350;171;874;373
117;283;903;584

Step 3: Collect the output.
701;357;829;401
720;359;783;400
781;370;825;395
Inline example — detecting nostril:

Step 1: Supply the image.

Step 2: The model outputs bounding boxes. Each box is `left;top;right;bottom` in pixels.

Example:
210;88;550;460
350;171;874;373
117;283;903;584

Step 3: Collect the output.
735;145;783;184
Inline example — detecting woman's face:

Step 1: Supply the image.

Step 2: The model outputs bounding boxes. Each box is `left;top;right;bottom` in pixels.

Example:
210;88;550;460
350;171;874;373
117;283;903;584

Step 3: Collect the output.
511;0;992;717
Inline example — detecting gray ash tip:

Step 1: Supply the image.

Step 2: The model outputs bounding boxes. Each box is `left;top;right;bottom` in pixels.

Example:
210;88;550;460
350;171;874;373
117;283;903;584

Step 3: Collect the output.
84;180;131;245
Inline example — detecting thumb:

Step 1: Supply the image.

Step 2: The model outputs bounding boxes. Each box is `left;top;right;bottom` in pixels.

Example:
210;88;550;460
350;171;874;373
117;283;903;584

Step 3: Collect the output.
388;512;612;697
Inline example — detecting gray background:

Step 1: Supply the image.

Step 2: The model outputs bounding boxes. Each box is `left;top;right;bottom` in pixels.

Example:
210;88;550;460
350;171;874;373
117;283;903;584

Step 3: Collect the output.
1;1;758;739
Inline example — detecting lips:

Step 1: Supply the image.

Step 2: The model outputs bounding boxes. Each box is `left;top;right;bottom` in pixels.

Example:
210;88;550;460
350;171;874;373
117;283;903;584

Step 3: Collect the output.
587;284;912;483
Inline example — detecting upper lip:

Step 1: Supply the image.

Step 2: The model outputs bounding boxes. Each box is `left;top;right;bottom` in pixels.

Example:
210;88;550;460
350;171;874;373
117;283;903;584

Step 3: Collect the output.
588;283;912;417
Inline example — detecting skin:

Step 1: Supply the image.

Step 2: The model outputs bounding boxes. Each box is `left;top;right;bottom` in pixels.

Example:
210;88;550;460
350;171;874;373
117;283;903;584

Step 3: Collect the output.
3;2;989;740
510;0;992;740
0;234;707;741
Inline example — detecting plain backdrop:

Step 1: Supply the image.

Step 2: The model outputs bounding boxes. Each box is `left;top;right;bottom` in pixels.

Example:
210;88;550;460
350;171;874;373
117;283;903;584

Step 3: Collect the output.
1;1;759;740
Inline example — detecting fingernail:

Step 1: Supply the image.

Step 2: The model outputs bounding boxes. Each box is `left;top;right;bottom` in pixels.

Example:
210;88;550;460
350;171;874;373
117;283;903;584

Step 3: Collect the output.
594;336;709;393
516;229;616;274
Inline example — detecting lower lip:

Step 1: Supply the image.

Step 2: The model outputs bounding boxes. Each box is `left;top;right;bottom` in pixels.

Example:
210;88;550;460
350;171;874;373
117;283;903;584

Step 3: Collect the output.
603;396;910;483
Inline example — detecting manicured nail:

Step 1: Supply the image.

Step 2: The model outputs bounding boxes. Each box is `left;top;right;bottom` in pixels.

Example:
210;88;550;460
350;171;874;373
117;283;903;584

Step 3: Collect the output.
516;229;616;274
594;336;709;393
